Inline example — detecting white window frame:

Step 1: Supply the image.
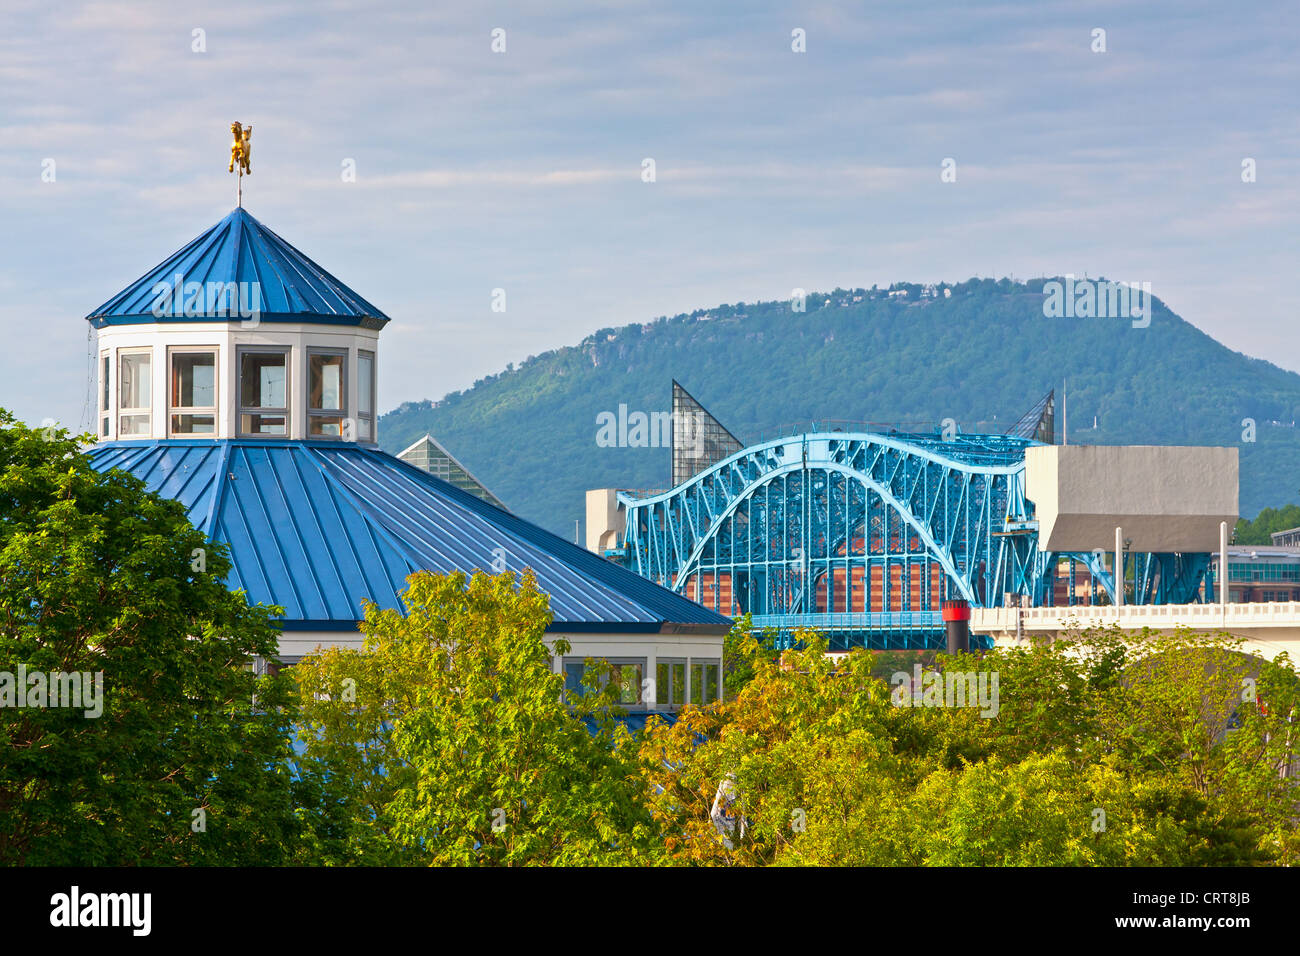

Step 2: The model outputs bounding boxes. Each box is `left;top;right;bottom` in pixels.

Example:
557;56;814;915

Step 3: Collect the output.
357;349;376;443
117;347;153;437
168;346;219;437
237;346;291;438
307;347;348;439
563;656;648;708
99;351;112;438
690;659;721;706
656;658;687;709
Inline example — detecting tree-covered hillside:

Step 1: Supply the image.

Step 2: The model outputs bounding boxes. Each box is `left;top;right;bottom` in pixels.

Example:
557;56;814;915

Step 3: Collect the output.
379;277;1300;537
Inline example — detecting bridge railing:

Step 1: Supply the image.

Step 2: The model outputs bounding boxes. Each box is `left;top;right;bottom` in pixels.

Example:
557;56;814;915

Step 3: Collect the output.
973;601;1300;631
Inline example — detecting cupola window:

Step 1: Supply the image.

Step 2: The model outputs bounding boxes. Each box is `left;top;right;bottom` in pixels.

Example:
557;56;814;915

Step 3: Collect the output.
357;350;375;441
308;349;346;438
118;349;152;436
169;348;217;435
239;348;289;436
99;353;111;437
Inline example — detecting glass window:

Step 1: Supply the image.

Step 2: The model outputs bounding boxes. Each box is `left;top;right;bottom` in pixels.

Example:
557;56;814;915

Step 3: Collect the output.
357;350;375;441
563;661;586;697
308;350;346;438
169;349;217;435
239;350;288;436
613;662;643;704
100;353;111;437
118;350;152;436
562;658;644;705
691;661;720;705
656;660;686;708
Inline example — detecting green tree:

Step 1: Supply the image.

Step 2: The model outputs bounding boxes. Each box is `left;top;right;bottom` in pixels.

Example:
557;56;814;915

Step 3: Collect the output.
0;412;302;865
294;569;659;865
1234;501;1300;544
639;625;1298;866
721;614;778;700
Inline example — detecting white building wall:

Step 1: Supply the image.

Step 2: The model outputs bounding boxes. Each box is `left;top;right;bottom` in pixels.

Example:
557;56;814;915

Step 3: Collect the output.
275;628;726;708
94;321;381;443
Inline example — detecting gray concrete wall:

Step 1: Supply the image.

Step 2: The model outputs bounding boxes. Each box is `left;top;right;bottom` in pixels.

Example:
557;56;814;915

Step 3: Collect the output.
1026;444;1238;552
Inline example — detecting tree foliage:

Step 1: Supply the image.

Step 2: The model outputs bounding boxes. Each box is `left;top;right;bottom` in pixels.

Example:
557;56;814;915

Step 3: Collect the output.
294;569;659;865
0;412;302;865
638;623;1300;866
1234;500;1300;544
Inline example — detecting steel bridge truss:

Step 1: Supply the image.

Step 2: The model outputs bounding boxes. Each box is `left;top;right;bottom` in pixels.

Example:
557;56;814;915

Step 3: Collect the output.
618;431;1209;650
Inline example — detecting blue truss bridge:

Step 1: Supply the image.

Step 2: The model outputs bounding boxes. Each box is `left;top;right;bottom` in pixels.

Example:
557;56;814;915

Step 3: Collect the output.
594;383;1211;651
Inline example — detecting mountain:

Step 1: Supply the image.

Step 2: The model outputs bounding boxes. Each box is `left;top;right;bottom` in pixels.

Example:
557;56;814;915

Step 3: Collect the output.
378;277;1300;538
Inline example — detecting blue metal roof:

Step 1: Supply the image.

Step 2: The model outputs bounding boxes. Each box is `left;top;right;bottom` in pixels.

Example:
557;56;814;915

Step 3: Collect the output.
86;208;390;328
85;440;730;634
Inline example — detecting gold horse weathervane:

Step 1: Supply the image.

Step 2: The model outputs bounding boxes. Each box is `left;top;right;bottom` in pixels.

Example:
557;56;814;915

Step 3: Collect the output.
228;122;252;206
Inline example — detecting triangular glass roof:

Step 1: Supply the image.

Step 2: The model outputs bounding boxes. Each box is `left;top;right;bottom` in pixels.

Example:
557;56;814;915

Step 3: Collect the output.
86;207;390;328
398;434;508;511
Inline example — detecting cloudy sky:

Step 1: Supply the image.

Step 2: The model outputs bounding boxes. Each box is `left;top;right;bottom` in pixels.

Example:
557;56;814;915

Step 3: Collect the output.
2;0;1296;432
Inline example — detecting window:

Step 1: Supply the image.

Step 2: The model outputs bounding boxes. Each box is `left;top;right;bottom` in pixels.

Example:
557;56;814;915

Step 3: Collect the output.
563;661;586;697
308;349;346;438
562;658;645;706
357;350;375;441
691;660;720;705
656;659;686;708
239;349;289;436
99;353;111;437
169;349;217;435
118;350;152;436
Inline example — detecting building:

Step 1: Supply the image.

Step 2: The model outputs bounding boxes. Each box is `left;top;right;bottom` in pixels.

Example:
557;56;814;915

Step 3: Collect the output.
1270;527;1300;547
83;205;731;710
1209;546;1300;603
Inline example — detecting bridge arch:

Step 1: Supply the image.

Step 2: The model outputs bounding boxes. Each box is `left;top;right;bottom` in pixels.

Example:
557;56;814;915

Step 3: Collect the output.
670;459;977;606
619;432;1041;640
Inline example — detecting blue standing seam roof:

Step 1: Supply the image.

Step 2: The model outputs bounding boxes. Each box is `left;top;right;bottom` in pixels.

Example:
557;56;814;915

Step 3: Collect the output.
85;207;390;327
85;440;731;634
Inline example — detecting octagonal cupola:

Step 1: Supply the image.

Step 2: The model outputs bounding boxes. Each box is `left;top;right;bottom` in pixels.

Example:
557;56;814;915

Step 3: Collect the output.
87;206;388;444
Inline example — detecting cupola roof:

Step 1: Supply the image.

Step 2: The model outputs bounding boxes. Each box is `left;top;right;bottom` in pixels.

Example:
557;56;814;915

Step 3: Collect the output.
86;207;390;329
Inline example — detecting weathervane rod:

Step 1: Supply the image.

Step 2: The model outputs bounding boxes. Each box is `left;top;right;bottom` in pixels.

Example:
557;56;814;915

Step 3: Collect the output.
228;121;252;207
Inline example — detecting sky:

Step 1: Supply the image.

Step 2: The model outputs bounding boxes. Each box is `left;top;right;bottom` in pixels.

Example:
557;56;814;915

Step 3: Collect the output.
2;0;1296;432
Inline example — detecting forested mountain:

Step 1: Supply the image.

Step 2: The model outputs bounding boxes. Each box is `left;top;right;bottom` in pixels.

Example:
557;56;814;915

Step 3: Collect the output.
379;277;1300;537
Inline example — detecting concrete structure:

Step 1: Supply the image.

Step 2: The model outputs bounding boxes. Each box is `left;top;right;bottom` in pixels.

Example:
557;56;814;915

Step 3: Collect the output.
1025;444;1238;553
974;602;1300;663
587;488;626;555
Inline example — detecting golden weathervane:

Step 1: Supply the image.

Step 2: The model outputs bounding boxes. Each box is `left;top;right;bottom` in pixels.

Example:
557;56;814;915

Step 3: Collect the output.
228;122;252;206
